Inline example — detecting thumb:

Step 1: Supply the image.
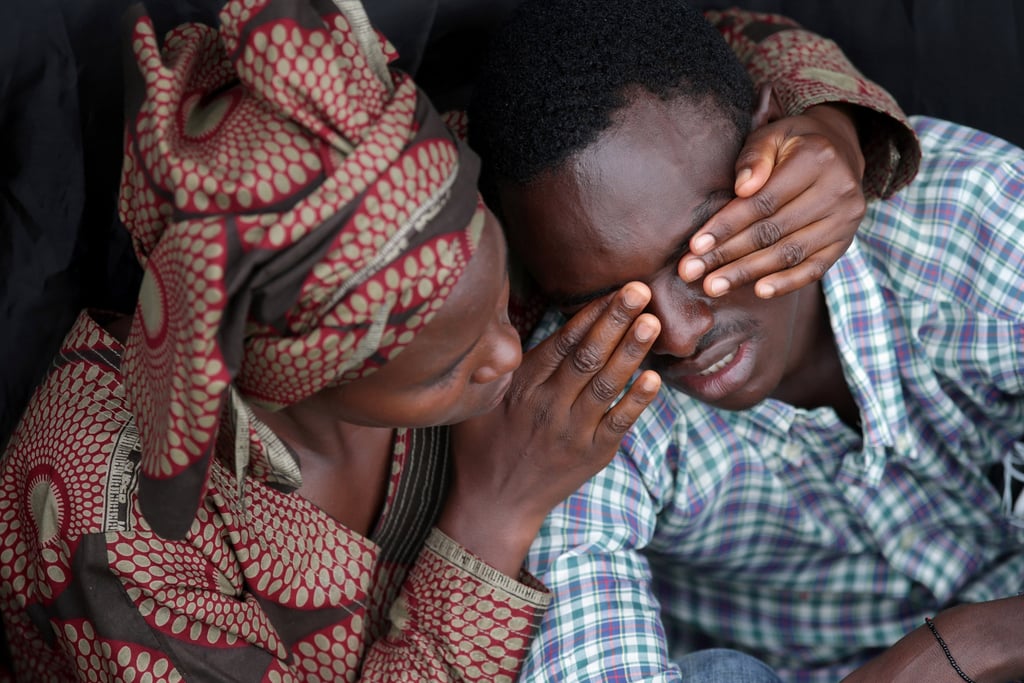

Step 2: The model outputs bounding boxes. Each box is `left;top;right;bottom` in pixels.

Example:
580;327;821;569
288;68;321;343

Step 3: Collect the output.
733;128;783;197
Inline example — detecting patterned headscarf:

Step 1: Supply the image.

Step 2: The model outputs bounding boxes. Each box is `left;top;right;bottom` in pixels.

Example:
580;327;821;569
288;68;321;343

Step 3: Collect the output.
119;0;484;538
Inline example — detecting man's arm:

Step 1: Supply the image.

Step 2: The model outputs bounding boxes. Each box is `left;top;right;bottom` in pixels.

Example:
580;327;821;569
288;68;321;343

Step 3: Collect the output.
842;115;1024;683
840;598;1024;683
519;451;681;681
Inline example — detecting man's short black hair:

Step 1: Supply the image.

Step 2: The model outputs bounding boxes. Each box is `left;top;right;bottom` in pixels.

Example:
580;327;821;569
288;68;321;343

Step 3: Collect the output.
468;0;754;187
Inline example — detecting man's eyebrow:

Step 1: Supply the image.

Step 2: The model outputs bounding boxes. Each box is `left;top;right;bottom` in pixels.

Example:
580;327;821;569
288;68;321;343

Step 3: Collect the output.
547;189;733;309
663;189;734;268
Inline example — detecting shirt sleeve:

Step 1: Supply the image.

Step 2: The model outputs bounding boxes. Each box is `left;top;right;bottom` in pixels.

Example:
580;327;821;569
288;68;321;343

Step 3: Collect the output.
361;528;551;682
518;391;687;682
705;8;922;199
0;366;550;682
3;505;549;683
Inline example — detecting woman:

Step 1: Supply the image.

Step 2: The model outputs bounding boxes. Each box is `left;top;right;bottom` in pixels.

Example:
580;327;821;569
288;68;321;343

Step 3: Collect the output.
0;1;659;678
0;0;914;680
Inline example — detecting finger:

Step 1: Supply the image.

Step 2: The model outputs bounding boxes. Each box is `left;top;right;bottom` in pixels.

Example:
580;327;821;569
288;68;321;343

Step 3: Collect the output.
685;127;849;267
680;185;814;289
686;180;864;295
732;125;785;198
712;161;817;241
546;283;652;395
680;173;813;285
750;242;850;299
574;312;660;420
593;369;662;451
523;290;618;374
701;195;845;274
702;218;851;298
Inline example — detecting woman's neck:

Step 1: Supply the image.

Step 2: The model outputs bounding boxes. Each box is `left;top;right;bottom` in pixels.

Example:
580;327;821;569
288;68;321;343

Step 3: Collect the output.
251;401;396;535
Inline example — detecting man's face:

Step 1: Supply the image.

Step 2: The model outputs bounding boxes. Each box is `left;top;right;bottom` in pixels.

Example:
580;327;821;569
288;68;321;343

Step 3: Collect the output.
499;92;819;411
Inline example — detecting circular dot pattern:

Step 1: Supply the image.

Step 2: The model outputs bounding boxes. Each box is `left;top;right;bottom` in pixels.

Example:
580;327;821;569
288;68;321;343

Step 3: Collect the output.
0;319;546;679
117;0;483;531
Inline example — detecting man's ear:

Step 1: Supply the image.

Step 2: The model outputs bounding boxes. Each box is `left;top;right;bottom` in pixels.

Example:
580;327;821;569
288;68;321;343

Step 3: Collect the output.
751;83;786;129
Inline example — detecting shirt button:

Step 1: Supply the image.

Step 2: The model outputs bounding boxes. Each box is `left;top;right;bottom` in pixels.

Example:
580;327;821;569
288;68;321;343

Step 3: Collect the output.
895;432;917;458
781;442;804;466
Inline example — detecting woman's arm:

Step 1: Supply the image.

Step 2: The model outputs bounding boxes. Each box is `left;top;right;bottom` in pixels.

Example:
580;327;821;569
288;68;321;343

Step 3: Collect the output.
364;283;662;679
681;8;922;299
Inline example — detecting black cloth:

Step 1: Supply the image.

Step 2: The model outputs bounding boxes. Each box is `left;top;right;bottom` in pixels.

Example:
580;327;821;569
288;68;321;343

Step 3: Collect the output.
0;0;151;446
692;0;1024;151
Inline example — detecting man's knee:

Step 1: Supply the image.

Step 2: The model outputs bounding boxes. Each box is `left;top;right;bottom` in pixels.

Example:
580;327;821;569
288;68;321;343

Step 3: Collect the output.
675;648;781;683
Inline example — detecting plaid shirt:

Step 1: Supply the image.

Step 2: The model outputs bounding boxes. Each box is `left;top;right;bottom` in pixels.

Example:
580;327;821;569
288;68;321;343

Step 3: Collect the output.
520;117;1024;683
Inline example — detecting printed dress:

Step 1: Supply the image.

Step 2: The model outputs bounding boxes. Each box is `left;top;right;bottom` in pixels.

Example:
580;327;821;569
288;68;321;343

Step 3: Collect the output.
0;312;549;681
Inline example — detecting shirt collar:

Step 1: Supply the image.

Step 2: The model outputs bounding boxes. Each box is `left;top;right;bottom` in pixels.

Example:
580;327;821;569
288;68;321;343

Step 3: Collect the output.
822;238;915;484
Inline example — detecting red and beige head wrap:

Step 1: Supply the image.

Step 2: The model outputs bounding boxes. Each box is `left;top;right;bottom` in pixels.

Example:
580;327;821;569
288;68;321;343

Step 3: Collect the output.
119;0;485;537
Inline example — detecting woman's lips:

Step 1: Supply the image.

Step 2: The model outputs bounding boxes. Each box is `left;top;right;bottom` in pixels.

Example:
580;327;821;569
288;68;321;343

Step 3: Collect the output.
487;374;514;410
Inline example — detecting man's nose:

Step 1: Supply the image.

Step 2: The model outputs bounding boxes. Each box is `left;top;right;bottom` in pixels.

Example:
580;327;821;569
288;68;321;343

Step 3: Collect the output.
646;279;714;359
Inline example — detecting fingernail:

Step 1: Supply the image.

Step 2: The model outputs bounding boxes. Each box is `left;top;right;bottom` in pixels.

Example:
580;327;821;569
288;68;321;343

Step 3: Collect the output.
635;318;656;342
682;259;705;281
691;234;715;254
639;372;660;392
756;282;776;298
623;285;646;308
735;167;752;188
707;277;729;297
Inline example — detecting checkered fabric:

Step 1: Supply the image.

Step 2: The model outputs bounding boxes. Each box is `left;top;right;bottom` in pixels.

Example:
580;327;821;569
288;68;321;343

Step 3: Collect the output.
521;117;1024;683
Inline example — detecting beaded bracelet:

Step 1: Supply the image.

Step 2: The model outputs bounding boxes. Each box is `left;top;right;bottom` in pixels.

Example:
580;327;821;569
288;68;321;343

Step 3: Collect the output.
924;617;976;683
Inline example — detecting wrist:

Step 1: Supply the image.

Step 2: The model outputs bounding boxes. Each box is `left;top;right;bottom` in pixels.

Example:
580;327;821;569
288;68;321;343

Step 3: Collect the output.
933;599;1024;683
804;102;866;179
437;497;544;578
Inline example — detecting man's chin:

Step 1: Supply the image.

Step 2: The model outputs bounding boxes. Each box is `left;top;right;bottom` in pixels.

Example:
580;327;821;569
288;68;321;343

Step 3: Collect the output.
664;378;768;412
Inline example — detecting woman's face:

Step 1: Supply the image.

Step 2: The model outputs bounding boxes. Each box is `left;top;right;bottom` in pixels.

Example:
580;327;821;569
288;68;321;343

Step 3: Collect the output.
313;206;522;427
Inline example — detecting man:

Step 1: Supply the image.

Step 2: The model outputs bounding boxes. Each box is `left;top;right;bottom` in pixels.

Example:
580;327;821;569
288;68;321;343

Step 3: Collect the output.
468;0;1024;681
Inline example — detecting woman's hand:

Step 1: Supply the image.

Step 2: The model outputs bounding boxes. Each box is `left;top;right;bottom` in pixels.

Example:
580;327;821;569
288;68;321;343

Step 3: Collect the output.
438;282;661;576
680;103;867;299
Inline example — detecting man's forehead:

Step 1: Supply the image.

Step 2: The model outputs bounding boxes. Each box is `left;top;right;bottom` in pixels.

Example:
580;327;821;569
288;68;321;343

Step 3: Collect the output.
528;183;735;310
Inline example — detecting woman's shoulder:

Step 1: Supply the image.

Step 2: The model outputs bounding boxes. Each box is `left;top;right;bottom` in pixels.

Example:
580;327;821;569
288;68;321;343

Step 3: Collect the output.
1;310;136;536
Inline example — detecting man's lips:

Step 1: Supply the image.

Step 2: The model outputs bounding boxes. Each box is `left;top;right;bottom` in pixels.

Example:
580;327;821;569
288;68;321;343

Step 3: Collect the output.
697;347;738;376
657;337;744;378
655;338;754;407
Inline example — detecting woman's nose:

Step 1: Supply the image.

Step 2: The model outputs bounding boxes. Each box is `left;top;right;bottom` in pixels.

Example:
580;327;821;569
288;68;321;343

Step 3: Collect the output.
472;320;522;384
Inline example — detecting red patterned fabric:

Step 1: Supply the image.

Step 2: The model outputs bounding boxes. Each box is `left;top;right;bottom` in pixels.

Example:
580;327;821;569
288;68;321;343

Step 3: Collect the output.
0;0;555;679
705;8;920;198
119;0;484;539
0;313;549;681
